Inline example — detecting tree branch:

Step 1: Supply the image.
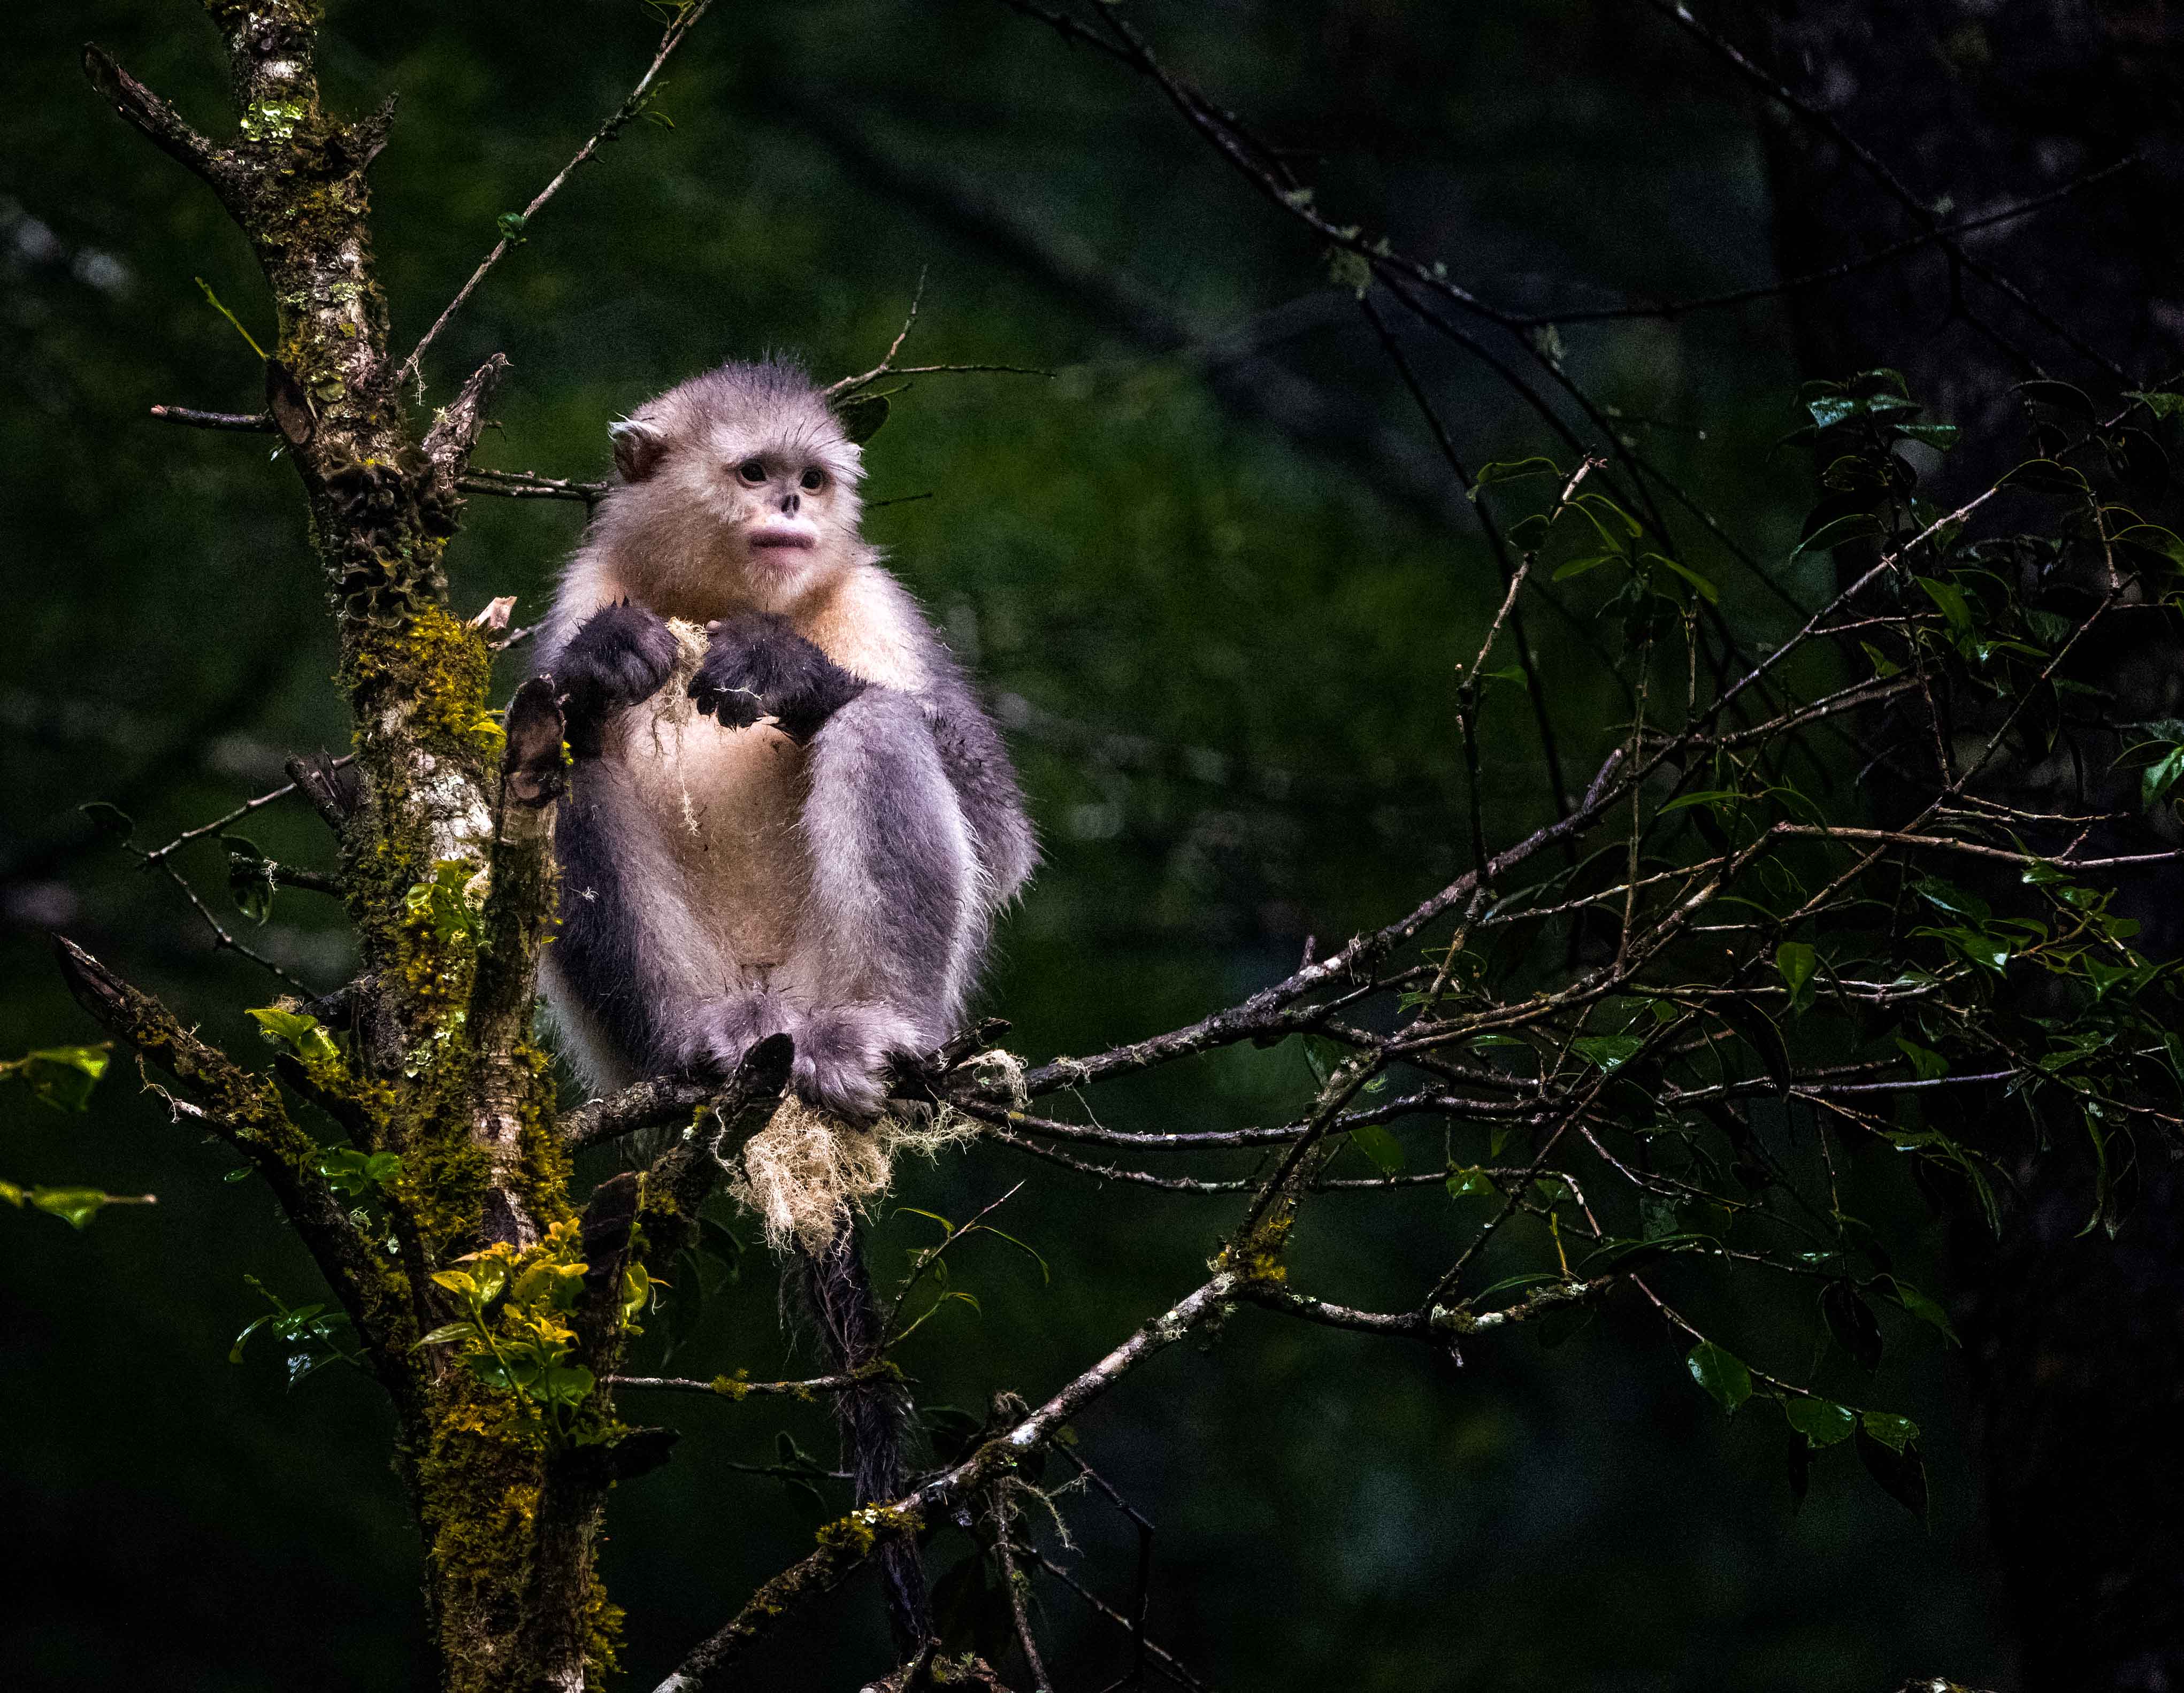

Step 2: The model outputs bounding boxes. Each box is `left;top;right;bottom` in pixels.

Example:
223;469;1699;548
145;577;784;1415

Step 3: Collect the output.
81;45;226;188
52;936;401;1372
148;404;275;431
653;1272;1238;1691
397;0;718;388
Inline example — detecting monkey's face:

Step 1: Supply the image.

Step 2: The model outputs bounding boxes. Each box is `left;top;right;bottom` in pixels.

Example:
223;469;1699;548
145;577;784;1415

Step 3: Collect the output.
712;437;856;598
609;398;865;615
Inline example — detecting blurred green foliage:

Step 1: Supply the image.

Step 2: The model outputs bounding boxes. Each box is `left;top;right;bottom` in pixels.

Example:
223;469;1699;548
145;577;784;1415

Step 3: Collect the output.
1;2;2010;1689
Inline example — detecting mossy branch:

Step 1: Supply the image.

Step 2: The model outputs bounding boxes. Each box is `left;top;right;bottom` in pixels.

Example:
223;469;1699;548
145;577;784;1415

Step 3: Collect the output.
52;936;405;1375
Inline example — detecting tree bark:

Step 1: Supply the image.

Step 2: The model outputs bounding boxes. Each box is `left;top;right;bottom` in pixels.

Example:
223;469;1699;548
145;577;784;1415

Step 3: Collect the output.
76;7;732;1688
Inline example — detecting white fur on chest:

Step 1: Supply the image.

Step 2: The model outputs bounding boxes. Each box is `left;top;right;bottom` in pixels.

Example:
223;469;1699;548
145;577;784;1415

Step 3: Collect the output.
612;620;814;972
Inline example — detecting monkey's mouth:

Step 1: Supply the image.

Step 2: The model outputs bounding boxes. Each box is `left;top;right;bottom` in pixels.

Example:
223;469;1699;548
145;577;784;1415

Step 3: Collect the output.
748;524;818;552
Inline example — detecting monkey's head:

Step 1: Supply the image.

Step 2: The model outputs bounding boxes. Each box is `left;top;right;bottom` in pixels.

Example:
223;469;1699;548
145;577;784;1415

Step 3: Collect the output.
600;358;877;617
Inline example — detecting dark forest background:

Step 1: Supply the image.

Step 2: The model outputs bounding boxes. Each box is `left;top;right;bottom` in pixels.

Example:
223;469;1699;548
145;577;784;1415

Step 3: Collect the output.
4;2;2177;1689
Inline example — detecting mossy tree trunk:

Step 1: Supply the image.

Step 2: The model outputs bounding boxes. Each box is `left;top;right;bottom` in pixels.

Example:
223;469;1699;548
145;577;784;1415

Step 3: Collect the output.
67;6;775;1689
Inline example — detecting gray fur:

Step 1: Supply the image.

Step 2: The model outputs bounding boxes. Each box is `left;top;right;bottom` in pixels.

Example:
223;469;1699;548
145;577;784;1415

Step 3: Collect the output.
534;357;1035;1120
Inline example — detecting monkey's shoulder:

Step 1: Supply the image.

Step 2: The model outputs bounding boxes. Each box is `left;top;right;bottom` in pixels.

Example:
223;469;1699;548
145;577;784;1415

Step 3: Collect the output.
797;561;936;693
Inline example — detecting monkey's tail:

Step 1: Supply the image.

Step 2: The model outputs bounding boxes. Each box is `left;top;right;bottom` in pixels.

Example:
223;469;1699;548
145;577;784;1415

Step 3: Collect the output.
800;1220;933;1653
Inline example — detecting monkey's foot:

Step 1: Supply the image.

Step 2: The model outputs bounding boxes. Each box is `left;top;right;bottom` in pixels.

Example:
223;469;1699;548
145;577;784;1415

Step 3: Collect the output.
787;1002;924;1122
683;986;798;1075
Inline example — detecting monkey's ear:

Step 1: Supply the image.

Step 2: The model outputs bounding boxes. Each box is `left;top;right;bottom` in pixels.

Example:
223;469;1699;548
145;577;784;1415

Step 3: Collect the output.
835;393;889;447
609;419;668;483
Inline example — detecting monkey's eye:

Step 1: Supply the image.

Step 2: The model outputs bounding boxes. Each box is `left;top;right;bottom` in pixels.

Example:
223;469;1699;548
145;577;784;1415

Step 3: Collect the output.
799;468;827;492
736;458;768;484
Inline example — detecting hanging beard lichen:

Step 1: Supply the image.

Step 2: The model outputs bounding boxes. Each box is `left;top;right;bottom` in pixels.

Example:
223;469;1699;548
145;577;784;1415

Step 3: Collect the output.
731;1095;985;1252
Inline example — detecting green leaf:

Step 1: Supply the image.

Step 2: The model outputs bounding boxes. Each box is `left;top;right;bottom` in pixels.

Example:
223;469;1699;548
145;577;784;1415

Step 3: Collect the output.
78;801;135;841
1821;1280;1883;1372
2;1045;110;1113
1912;877;1991;922
1686;1341;1753;1414
1647;552;1719;604
1781;1396;1856;1448
78;799;137;838
1582;1232;1716;1274
1571;1034;1644;1072
403;861;484;945
1855;1419;1928;1518
1892;421;1960;450
223;834;277;924
1445;1167;1499;1199
539;1364;597;1407
1774;942;1817;1014
413;1322;476;1349
2126;390;2184;421
20;1186;127;1229
1998;458;2092;498
1876;1275;1959;1345
1347;1124;1405;1174
247;1007;342;1069
1894;1034;1949;1081
837;392;890;445
1552;552;1618;582
974;1223;1053;1284
1792;511;1883;557
1859;1410;1919;1452
1658;789;1743;814
1916;575;1973;632
2142;746;2184;811
1469;456;1559;499
2018;379;2094;419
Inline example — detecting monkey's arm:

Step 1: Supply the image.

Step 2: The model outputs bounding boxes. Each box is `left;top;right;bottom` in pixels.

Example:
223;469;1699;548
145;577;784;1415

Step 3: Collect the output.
539;601;679;758
922;658;1037;907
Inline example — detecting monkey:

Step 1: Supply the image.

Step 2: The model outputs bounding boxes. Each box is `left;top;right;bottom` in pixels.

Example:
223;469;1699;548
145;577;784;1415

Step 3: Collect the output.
530;356;1036;1649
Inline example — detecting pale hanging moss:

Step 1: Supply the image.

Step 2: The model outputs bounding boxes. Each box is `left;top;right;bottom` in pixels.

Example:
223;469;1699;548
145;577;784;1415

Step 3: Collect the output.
730;1093;985;1252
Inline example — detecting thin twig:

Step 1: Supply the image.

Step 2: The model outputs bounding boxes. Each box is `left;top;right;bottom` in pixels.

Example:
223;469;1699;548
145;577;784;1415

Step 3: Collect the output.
397;0;717;389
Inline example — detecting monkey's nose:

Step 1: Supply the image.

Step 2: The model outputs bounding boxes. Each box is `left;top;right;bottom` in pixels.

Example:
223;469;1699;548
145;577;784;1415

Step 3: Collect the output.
780;492;800;515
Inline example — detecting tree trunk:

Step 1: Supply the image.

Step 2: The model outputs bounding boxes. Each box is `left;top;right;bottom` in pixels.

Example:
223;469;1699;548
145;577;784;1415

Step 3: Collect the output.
1750;5;2184;1685
73;6;742;1688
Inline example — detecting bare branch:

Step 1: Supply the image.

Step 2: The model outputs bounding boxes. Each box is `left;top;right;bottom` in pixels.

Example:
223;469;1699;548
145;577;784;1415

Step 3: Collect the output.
148;404;274;431
422;352;513;481
654;1273;1238;1692
461;467;609;505
397;1;718;388
81;45;225;187
1022;1545;1213;1693
609;1371;876;1398
136;755;355;866
563;1072;730;1150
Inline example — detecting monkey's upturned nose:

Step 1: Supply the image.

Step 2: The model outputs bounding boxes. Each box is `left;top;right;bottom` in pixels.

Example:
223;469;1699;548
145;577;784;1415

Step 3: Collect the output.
780;491;800;515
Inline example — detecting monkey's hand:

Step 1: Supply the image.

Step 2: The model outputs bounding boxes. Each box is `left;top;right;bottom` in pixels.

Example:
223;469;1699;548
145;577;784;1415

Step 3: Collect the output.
690;612;868;743
554;602;680;758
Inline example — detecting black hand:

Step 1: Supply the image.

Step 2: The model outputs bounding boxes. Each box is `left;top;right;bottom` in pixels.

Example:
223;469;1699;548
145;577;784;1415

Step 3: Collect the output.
688;612;868;743
553;601;679;758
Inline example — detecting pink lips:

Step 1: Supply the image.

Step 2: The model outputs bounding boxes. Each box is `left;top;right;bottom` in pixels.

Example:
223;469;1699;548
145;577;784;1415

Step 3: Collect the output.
749;525;817;551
